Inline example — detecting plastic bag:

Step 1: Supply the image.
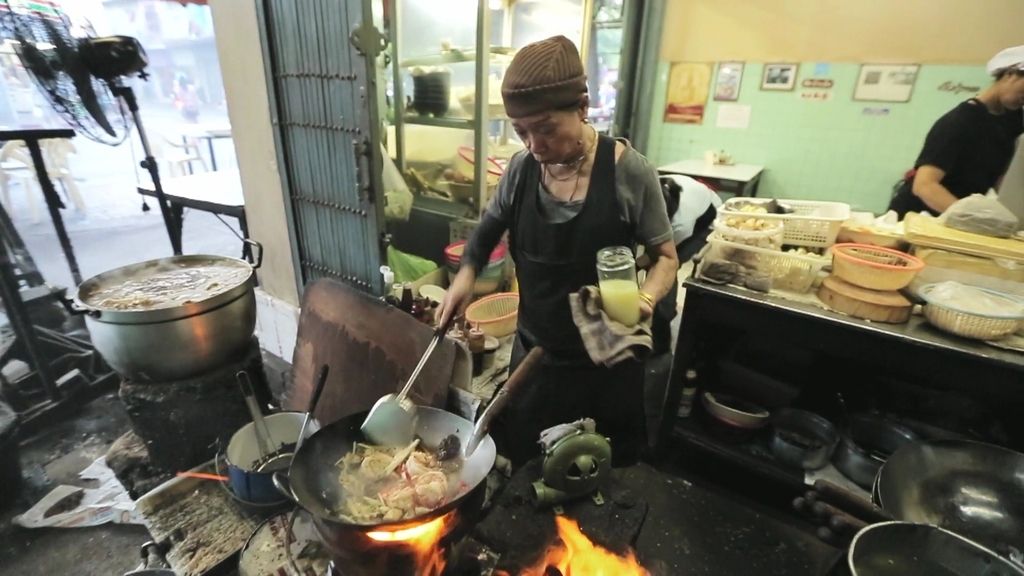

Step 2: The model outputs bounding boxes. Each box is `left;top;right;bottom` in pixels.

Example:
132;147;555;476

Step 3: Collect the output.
387;245;437;284
382;145;413;222
922;281;1024;317
941;193;1019;238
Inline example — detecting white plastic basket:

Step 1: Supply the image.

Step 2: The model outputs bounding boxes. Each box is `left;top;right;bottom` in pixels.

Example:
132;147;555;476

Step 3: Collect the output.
701;235;830;293
720;198;851;248
712;217;784;250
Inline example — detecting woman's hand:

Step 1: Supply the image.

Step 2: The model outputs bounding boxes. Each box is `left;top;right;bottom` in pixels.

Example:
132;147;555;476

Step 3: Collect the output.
638;291;655;320
639;299;654;320
437;266;476;329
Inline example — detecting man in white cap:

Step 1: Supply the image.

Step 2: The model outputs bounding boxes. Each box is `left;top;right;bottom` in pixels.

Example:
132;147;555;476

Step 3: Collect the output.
889;46;1024;217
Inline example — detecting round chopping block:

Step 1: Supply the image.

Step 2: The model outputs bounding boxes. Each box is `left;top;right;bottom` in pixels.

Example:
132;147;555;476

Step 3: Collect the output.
0;400;21;508
119;337;271;472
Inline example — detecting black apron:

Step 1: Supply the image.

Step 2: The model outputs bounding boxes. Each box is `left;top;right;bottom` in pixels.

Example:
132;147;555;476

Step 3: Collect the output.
494;135;647;468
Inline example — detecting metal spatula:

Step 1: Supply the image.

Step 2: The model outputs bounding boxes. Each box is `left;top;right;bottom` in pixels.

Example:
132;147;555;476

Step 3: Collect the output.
361;316;454;446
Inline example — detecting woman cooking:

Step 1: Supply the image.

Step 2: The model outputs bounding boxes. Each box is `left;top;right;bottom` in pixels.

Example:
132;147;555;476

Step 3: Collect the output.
889;45;1024;217
438;36;677;468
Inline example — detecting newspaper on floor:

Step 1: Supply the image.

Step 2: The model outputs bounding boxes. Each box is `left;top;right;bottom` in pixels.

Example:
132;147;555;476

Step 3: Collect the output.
13;456;143;528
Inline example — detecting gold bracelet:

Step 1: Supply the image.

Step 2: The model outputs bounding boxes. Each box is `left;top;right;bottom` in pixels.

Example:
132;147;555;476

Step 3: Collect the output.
639;291;655;308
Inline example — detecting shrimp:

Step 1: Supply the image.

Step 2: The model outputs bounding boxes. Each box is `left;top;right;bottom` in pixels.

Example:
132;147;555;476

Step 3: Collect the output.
380;483;416;511
412;470;449;508
405;450;439;477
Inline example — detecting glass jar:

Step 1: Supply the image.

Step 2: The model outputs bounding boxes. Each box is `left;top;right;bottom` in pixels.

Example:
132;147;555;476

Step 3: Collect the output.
596;246;640;326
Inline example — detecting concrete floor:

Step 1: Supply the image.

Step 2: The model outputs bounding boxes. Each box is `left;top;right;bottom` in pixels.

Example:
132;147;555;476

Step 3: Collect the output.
0;393;149;576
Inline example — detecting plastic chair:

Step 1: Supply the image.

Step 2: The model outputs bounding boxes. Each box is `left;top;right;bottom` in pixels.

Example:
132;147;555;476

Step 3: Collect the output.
156;134;208;177
42;139;86;213
0;141;41;222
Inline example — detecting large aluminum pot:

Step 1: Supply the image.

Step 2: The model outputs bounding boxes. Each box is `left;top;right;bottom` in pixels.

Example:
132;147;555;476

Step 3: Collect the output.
70;243;262;382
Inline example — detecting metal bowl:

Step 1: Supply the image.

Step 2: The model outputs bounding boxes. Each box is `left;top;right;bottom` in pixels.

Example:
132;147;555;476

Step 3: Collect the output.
833;413;918;489
877;439;1024;557
849;521;1024;576
701;392;770;429
770;408;839;470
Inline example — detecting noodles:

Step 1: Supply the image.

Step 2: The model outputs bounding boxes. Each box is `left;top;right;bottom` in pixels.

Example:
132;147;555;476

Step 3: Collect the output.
336;442;463;523
84;262;249;311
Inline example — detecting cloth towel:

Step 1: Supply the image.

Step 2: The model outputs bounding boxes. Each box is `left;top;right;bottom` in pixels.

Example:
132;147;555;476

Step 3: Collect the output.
539;418;597;452
569;285;653;367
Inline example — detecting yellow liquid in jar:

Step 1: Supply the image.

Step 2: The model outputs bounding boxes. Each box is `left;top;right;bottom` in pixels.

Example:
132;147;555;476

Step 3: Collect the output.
599;279;640;326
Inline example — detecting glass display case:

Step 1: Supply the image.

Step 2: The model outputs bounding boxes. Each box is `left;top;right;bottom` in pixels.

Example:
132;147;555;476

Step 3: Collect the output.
381;0;592;220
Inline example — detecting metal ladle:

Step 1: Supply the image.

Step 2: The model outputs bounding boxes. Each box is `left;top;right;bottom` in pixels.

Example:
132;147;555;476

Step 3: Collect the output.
236;370;276;470
257;364;329;472
360;315;455;446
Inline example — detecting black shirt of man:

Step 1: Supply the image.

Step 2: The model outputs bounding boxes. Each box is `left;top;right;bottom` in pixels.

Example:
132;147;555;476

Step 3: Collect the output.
889;99;1023;216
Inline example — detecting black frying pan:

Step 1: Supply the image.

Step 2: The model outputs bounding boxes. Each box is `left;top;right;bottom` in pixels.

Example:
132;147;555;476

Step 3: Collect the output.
275;406;495;531
274;347;544;535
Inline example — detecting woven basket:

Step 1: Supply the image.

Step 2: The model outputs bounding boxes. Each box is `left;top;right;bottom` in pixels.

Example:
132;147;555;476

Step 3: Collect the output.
832;243;924;291
465;292;519;338
919;283;1024;340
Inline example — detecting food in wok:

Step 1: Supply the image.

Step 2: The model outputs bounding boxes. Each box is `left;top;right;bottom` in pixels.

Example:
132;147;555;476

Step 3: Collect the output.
335;438;465;523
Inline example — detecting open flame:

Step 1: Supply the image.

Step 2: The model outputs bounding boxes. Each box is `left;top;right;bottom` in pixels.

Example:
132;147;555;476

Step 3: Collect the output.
519;516;648;576
365;512;452;575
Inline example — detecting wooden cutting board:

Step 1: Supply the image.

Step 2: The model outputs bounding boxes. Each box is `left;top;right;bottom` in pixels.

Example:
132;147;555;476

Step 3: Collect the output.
817;275;913;324
904;212;1024;263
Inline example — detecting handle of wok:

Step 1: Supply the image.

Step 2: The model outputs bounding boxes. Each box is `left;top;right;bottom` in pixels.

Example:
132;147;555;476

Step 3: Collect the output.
272;471;300;505
465;346;545;457
813;480;892;523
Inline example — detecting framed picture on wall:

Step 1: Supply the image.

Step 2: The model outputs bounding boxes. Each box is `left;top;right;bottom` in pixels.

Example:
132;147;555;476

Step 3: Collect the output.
854;64;920;102
664;62;712;124
761;63;799;91
714;62;744;101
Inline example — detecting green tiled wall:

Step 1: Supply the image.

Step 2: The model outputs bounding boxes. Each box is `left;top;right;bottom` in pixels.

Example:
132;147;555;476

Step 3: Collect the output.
645;61;993;213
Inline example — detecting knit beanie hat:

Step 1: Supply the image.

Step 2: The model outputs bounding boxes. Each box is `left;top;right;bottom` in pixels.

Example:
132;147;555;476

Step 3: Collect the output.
501;36;588;118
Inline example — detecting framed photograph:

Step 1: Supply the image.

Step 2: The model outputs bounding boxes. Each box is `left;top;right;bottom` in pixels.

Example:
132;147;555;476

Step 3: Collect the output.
854;64;920;102
664;62;712;124
761;63;798;91
714;62;744;101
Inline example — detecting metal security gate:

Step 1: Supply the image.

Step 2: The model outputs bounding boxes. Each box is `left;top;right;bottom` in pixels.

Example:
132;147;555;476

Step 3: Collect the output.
257;0;387;294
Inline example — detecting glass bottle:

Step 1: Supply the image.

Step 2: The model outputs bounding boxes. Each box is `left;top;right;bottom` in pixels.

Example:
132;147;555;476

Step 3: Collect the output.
596;246;640;326
677;369;699;418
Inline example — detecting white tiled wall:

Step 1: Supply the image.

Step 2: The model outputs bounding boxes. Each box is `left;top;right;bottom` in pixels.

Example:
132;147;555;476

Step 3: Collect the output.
255;288;300;363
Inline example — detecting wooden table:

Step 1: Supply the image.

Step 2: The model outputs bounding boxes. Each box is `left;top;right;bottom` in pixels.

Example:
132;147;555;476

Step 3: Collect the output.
658;159;765;198
137;170;249;259
180;123;232;171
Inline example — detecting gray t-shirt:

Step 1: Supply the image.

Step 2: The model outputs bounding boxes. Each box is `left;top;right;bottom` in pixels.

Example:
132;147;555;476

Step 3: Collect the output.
485;141;673;248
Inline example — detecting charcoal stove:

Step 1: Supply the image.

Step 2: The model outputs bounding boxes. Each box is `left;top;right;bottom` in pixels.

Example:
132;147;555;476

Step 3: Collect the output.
118;337;272;472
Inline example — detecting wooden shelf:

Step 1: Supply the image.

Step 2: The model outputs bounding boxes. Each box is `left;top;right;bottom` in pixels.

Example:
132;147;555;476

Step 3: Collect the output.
402;115;474;130
399;46;515;68
671;415;805;489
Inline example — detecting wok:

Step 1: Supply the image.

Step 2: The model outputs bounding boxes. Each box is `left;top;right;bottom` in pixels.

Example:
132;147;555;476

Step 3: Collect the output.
273;347;544;553
275;406;496;531
877;439;1024;558
849;522;1024;576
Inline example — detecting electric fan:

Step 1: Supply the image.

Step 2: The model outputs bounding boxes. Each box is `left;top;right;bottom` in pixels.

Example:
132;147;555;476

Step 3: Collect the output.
1;0;182;254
